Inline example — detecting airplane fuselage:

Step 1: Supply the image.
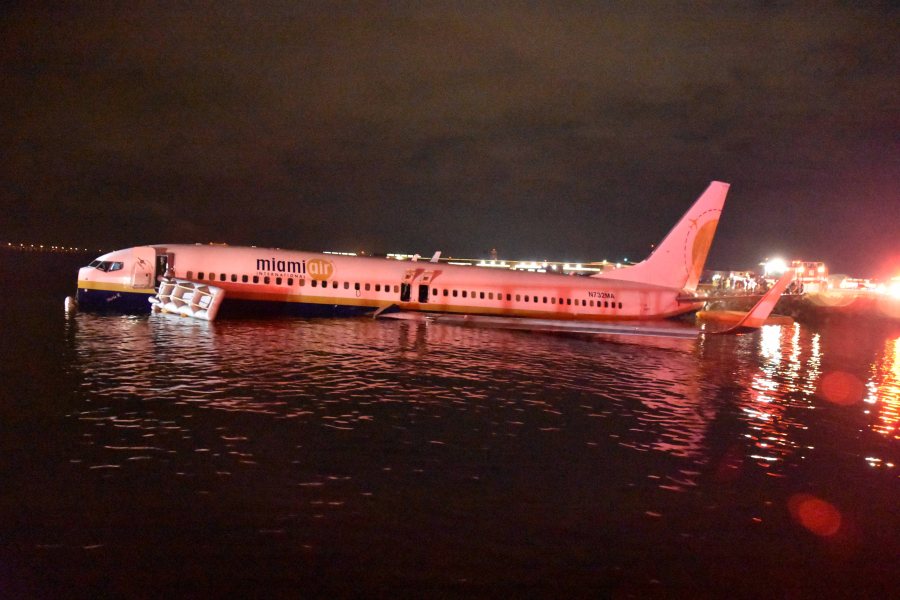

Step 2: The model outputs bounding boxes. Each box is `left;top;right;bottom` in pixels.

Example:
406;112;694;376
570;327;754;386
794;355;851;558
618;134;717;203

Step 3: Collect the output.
76;244;697;320
76;182;730;321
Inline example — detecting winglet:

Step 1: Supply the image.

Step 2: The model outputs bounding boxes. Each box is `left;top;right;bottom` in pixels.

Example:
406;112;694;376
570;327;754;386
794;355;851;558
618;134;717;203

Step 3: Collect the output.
715;270;794;334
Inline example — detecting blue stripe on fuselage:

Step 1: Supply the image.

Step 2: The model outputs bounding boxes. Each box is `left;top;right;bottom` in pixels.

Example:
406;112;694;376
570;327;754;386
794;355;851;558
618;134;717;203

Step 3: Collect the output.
76;287;378;318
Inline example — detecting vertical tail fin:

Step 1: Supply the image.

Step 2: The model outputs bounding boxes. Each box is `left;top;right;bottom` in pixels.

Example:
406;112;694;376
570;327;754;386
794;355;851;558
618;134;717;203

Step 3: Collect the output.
594;181;729;292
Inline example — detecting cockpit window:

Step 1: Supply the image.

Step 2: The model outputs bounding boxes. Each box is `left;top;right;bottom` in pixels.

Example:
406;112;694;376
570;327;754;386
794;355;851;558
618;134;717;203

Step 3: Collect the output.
91;261;125;272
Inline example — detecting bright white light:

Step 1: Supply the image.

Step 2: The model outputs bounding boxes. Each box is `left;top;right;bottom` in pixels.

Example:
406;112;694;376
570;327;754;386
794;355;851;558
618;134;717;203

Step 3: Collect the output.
889;280;900;299
764;258;788;276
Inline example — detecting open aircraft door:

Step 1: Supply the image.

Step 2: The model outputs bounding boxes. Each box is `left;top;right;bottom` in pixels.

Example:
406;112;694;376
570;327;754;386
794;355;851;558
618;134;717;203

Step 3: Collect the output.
400;268;422;302
418;270;441;303
130;246;156;290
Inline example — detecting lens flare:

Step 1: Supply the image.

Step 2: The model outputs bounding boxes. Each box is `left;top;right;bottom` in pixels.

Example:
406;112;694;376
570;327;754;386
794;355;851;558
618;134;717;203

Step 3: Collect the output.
819;371;865;405
788;494;842;537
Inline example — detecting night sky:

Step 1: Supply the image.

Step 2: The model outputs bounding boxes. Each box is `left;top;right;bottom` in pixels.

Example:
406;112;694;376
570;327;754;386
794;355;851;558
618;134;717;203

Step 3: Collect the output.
3;2;898;275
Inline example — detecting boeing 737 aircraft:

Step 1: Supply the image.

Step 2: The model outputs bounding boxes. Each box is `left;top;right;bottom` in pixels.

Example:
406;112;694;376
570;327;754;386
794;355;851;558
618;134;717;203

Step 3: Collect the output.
75;181;785;335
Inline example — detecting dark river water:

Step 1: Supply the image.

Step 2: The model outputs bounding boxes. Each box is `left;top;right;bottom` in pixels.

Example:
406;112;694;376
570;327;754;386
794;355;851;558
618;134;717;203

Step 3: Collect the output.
1;252;898;598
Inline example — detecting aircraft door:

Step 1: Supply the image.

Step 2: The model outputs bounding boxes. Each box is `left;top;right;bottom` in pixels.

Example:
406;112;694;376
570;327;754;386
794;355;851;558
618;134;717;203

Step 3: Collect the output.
400;269;420;302
154;252;174;287
417;270;440;303
130;246;156;289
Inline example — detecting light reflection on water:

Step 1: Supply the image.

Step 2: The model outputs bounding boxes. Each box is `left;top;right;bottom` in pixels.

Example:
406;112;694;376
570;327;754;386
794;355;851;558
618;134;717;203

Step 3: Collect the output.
13;310;889;595
8;254;899;594
66;315;899;486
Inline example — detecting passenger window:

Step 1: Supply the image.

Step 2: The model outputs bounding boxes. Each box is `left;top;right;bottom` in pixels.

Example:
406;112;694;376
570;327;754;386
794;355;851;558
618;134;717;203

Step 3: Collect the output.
524;296;529;302
198;272;205;280
252;275;259;284
312;280;318;287
551;298;556;304
333;281;338;289
507;294;512;301
533;296;538;303
589;300;594;307
276;277;282;285
242;274;248;283
187;271;193;279
488;292;494;300
231;274;237;282
479;292;485;299
220;273;226;280
354;282;360;291
299;278;305;286
287;278;293;286
452;290;458;297
618;302;623;309
462;291;467;298
264;276;271;284
582;300;586;306
516;294;521;301
432;288;438;296
543;297;547;303
365;283;370;291
344;282;349;289
375;284;381;292
443;289;448;297
567;299;571;305
393;285;399;293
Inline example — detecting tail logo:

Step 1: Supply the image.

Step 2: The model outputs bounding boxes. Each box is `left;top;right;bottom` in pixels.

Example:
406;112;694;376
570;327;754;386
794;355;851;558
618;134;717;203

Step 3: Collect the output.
689;218;719;284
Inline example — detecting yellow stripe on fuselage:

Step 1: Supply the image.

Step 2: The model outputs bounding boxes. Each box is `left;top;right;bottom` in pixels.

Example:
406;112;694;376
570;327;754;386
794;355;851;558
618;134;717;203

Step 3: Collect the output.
77;280;157;294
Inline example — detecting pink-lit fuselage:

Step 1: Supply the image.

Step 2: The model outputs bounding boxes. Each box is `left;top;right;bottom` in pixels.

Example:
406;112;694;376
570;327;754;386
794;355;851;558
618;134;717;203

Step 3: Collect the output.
76;244;697;320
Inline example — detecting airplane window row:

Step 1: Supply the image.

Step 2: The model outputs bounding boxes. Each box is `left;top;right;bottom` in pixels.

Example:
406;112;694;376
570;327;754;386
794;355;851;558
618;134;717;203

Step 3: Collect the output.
432;288;622;309
185;271;401;294
183;271;624;310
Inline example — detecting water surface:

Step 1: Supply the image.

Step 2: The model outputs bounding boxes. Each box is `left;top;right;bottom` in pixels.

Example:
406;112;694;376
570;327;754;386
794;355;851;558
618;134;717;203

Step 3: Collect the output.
1;252;897;597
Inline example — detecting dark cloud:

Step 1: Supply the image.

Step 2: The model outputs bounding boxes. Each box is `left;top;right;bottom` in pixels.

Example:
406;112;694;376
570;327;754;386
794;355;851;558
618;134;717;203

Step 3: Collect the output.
2;1;898;275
